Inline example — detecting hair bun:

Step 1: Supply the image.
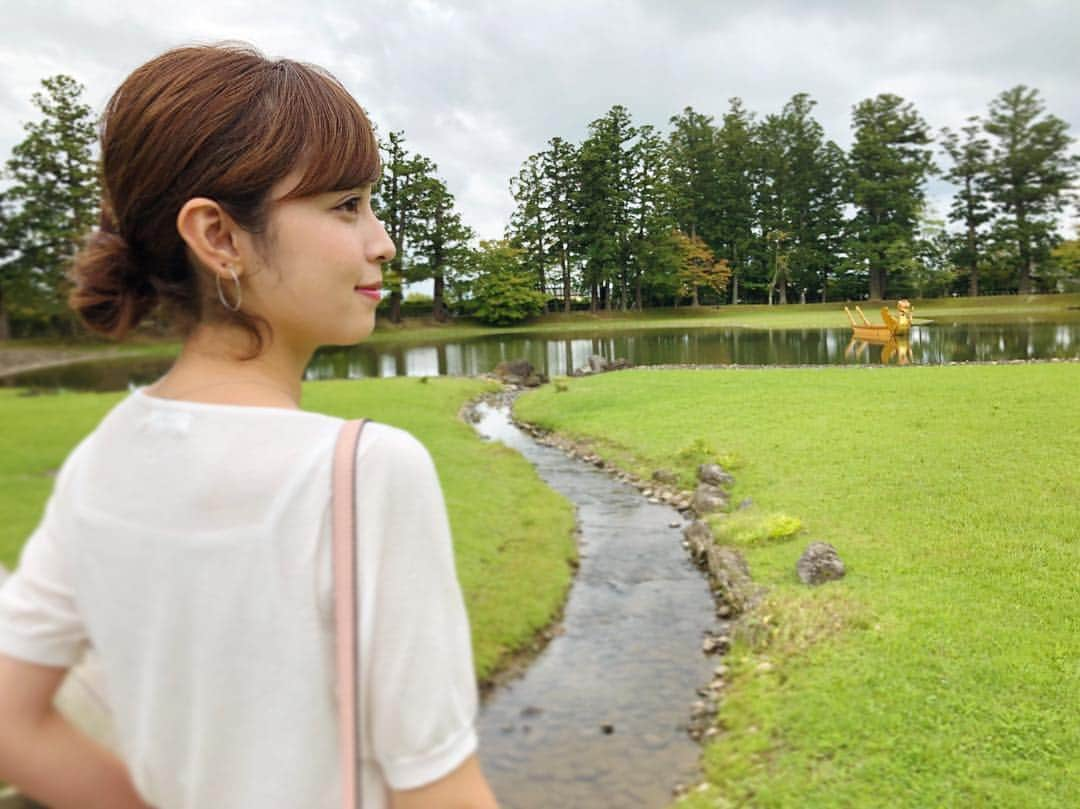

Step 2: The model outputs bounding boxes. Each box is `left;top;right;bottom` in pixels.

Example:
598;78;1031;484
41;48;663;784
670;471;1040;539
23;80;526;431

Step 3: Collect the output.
68;228;159;339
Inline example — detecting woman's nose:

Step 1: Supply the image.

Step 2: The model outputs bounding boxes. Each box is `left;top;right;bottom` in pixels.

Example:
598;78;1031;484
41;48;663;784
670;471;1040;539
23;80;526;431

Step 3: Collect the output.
372;219;396;264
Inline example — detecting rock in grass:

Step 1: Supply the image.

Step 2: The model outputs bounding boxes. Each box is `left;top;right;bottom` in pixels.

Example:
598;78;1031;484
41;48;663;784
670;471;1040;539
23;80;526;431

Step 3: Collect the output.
698;463;734;487
652;468;679;484
691;483;728;515
796;542;846;585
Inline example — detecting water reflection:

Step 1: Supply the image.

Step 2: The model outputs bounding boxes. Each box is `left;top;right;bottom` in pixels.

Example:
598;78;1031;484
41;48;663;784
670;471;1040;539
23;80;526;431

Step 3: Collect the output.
303;321;1073;377
3;320;1078;392
845;336;913;365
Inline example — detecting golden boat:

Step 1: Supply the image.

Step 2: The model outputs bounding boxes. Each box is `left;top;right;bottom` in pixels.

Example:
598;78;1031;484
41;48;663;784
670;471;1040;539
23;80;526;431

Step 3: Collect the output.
843;299;912;341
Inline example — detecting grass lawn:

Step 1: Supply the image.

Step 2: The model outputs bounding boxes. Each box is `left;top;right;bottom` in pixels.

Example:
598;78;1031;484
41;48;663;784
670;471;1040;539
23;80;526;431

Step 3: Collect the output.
0;378;577;682
513;363;1079;808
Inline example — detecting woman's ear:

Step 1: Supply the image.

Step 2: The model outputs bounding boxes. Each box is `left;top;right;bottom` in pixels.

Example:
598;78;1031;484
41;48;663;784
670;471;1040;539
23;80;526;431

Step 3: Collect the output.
176;198;243;279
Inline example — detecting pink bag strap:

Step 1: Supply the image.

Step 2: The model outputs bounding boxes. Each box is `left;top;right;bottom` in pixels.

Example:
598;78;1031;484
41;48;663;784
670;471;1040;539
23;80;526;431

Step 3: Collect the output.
333;418;368;809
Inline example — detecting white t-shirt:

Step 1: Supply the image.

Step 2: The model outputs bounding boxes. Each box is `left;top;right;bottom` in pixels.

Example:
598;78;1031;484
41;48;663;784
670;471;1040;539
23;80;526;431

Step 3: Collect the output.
0;386;479;808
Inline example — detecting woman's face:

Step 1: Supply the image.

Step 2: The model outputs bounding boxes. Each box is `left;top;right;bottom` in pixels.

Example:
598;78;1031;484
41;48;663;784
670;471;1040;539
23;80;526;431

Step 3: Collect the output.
237;168;396;353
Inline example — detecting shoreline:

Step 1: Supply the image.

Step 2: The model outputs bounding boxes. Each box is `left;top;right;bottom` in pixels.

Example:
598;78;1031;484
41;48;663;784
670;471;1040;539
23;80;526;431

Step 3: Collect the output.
1;347;1077;386
0;348;133;380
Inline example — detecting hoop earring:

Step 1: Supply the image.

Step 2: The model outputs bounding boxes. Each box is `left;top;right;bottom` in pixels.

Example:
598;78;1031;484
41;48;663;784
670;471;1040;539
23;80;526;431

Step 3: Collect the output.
216;265;242;312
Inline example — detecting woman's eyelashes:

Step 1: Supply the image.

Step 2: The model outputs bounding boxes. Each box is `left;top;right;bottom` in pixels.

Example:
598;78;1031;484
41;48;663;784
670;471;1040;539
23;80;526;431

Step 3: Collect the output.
336;196;362;214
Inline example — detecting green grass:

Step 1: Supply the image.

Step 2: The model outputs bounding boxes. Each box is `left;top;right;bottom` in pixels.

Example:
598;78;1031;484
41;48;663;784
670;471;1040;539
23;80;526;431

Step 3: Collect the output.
0;378;577;683
513;363;1080;808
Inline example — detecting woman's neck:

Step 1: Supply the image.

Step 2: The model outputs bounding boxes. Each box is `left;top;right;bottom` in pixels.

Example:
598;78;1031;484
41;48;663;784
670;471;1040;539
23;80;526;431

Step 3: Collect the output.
146;324;313;409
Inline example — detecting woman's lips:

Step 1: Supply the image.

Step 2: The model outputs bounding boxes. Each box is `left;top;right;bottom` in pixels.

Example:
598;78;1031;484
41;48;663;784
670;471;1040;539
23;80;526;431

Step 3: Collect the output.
355;285;381;302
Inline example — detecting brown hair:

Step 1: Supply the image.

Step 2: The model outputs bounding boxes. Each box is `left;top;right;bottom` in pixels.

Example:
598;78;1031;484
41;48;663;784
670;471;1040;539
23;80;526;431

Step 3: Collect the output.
68;43;381;358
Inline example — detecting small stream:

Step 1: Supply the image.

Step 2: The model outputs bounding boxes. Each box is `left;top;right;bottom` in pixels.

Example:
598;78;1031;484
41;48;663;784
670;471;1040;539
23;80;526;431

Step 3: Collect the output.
471;399;719;808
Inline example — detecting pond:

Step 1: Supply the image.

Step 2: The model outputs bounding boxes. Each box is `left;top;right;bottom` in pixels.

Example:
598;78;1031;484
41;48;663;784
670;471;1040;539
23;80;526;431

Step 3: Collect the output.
3;317;1079;392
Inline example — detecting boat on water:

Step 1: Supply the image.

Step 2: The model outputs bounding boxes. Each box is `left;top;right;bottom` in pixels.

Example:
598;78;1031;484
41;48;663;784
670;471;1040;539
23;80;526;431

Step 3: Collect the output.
844;299;913;340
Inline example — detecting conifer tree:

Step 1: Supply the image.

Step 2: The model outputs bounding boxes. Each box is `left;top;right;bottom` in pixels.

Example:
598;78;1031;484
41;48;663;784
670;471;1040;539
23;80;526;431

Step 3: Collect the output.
542;137;579;312
812;141;849;302
0;74;99;339
715;98;757;304
753;94;845;304
667;107;722;250
412;176;473;322
982;85;1078;293
941;118;993;296
576;105;636;311
628;123;674;309
374;131;437;323
508;152;549;306
846;94;935;300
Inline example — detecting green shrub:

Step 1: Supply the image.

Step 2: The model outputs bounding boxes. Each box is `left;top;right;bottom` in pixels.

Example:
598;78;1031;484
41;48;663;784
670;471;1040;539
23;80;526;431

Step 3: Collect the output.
708;511;804;547
458;241;547;326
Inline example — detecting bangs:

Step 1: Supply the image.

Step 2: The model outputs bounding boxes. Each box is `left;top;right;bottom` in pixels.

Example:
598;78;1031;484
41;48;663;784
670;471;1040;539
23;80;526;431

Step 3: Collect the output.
269;59;381;200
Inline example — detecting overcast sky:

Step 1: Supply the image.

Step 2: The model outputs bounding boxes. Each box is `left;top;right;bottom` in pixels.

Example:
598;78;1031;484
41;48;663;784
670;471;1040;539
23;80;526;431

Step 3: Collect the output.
2;0;1078;241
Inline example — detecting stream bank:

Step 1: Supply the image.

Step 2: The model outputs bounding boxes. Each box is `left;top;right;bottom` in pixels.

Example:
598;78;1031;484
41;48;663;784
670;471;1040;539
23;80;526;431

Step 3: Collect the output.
468;393;730;807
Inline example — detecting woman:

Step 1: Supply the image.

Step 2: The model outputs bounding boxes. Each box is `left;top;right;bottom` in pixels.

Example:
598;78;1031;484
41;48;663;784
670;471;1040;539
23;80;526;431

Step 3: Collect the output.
0;44;498;809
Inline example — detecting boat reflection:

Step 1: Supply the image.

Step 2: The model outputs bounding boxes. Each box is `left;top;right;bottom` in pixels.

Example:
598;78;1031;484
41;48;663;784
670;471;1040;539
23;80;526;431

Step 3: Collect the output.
845;335;913;365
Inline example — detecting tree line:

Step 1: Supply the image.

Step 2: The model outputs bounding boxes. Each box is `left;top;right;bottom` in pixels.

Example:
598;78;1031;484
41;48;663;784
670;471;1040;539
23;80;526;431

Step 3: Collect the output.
504;88;1079;312
1;77;1078;338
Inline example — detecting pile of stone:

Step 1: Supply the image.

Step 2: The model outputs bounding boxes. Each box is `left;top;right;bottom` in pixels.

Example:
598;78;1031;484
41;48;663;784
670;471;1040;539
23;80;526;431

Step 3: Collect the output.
686;651;730;742
690;463;734;516
572;354;632;376
492;359;547;388
682;520;763;619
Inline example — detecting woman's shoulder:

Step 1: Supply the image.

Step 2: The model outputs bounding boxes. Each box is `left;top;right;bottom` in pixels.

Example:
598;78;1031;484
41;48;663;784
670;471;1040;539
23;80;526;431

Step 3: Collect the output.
357;421;437;476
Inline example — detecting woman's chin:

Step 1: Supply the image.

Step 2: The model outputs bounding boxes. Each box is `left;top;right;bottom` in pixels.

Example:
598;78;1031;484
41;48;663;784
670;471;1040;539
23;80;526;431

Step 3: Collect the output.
335;316;376;346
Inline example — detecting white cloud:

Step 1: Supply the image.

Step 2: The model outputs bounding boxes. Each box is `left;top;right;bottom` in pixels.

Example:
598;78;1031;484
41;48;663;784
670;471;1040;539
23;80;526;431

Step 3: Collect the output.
1;0;1077;238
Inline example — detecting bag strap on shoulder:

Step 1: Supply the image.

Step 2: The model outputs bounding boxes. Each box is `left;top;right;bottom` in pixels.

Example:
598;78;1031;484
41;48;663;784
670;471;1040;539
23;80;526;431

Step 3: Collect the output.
332;418;368;809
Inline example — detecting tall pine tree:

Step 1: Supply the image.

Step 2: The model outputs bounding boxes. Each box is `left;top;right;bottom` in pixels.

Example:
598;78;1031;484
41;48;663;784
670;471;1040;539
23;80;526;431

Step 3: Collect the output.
941;117;993;296
508;152;550;306
753;94;845;304
412;176;473;322
847;93;935;300
0;74;99;338
576;105;636;311
715;98;757;303
373;131;438;323
628;123;674;309
982;85;1078;294
667;107;722;250
542;136;579;312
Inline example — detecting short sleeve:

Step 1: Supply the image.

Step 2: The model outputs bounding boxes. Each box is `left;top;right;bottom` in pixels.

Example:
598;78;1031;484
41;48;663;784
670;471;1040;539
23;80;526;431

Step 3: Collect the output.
356;425;479;791
0;499;89;668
